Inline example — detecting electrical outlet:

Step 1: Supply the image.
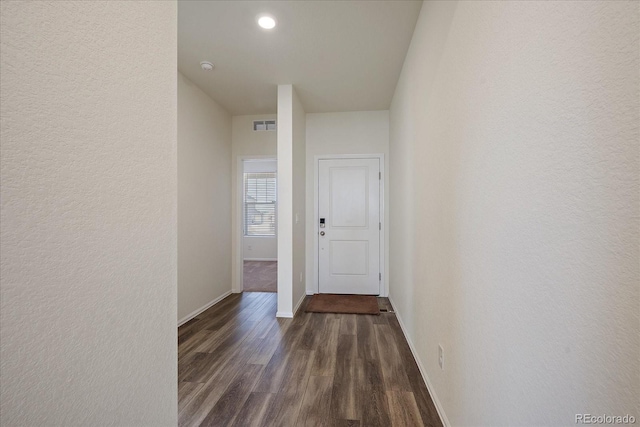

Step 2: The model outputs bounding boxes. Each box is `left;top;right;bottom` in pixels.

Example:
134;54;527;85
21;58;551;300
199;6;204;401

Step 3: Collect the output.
248;245;252;251
438;344;444;369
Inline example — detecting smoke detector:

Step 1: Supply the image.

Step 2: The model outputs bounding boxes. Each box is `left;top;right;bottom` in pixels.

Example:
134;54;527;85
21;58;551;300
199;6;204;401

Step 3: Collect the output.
200;61;214;71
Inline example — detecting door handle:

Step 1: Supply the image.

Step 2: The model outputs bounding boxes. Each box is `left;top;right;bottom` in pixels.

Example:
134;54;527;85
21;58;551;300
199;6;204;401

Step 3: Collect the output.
320;231;325;236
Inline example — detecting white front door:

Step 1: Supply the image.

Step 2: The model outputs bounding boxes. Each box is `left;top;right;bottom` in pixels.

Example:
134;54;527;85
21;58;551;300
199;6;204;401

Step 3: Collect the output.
318;158;380;295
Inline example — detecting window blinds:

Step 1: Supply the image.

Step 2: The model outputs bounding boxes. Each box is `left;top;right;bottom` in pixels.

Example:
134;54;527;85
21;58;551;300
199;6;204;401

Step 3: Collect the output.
244;172;277;236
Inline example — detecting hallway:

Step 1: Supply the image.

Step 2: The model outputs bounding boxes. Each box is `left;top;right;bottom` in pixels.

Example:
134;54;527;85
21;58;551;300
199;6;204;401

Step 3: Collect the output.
178;292;442;426
2;2;637;425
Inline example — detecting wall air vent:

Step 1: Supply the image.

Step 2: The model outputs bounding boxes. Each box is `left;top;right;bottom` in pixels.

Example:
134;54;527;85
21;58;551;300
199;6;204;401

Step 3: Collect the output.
253;120;276;131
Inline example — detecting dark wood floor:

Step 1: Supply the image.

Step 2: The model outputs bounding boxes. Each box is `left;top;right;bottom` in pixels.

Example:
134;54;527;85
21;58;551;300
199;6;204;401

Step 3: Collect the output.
178;292;442;427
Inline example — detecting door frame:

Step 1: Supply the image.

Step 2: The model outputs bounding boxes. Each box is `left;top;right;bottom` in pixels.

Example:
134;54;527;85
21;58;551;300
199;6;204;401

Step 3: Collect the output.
312;153;385;296
233;155;277;294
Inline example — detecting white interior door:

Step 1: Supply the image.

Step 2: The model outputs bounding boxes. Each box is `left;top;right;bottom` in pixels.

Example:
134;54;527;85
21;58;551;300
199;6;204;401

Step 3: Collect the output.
318;158;380;295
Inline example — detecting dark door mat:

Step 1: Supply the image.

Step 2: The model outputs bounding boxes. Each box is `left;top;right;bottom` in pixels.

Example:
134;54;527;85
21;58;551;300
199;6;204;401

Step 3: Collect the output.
305;294;380;315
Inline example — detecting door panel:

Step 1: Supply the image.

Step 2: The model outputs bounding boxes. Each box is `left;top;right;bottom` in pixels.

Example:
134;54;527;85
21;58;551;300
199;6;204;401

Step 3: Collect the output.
330;240;369;275
330;167;368;228
319;158;380;295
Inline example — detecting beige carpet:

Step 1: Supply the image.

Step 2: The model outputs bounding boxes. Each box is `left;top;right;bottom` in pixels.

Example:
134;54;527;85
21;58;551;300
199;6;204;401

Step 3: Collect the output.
243;261;277;292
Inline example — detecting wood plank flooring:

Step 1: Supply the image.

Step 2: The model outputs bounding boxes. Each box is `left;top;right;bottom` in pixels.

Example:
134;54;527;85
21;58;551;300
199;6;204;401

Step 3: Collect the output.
178;292;442;427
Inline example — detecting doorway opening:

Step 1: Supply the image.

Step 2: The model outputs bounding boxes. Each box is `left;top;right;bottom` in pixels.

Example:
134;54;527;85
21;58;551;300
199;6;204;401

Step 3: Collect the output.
242;159;277;292
313;154;385;296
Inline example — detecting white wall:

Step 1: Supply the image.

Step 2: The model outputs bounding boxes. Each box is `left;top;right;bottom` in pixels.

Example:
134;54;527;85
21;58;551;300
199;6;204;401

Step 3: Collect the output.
232;115;277;157
277;86;294;316
243;159;277;261
292;88;307;313
243;237;277;261
276;85;306;316
305;111;389;295
389;1;639;426
231;114;277;291
0;2;177;425
178;71;232;323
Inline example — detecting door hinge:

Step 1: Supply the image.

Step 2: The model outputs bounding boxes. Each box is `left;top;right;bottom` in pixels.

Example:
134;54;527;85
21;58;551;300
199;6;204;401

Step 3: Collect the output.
379;273;382;281
379;222;381;230
379;172;381;180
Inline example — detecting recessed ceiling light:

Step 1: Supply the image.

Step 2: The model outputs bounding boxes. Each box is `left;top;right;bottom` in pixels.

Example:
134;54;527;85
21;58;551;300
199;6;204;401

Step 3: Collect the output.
200;61;214;71
257;15;276;30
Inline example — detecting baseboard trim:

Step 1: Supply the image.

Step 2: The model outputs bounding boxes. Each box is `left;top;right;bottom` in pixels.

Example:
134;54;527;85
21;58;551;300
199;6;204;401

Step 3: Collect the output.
178;290;232;327
276;294;307;319
293;294;306;316
243;258;277;262
388;296;451;427
306;290;315;295
276;311;293;318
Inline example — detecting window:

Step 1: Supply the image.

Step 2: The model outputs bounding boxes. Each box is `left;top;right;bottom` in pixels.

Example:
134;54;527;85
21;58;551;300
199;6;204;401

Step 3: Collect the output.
244;172;276;236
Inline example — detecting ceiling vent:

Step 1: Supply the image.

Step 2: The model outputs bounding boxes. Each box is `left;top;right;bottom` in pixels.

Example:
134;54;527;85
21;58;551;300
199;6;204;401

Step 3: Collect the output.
253;120;276;131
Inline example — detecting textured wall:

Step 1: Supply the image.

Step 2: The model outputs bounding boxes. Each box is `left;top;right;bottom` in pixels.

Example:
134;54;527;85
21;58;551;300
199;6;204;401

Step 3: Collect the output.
389;1;639;425
0;1;177;425
276;85;307;316
243;237;277;261
292;88;306;311
178;72;232;322
277;85;294;316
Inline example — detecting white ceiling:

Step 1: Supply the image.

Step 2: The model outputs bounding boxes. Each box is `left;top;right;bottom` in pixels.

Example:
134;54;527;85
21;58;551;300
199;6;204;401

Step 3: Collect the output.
178;1;422;115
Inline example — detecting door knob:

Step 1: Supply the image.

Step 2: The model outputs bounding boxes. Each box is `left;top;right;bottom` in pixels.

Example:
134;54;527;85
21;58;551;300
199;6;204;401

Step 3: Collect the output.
320;231;325;236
